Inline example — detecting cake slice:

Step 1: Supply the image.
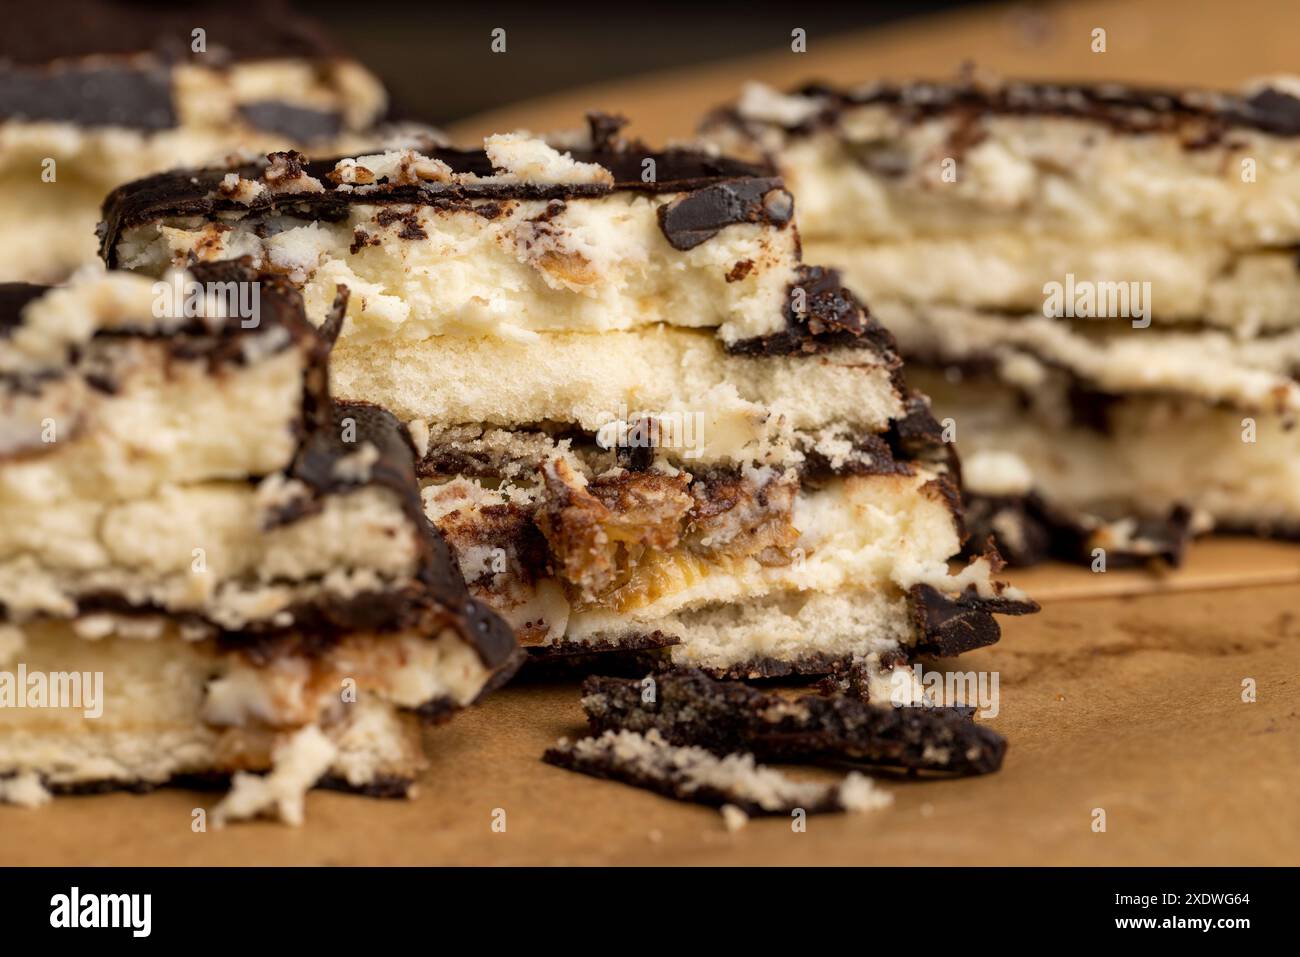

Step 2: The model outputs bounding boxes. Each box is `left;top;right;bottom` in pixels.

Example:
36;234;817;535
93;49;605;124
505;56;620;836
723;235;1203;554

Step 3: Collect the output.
704;76;1300;563
98;119;1034;687
0;0;420;282
0;267;518;812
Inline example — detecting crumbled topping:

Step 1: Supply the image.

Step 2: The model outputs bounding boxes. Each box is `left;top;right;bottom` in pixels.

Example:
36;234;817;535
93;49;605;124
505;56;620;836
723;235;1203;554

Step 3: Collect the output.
264;151;325;195
212;726;337;827
329;150;454;188
736;82;824;127
332;442;381;483
216;172;268;205
484;133;614;185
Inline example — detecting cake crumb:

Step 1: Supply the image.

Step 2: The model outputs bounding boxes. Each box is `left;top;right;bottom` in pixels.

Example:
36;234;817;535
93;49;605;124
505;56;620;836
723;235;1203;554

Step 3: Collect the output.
0;772;52;808
720;804;749;832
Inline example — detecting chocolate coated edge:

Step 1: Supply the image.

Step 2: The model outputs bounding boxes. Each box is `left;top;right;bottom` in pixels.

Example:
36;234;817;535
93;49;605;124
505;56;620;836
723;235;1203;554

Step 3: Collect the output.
97;148;779;266
713;77;1300;140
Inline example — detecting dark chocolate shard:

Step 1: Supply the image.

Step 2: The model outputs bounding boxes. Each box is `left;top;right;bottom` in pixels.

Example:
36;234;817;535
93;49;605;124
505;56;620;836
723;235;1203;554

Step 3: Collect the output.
655;177;789;250
543;729;878;816
580;670;1007;776
238;101;344;142
908;583;1037;657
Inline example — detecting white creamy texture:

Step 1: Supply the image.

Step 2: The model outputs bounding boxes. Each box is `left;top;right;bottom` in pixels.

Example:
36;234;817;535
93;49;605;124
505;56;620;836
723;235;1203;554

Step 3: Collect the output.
483;133;614;184
807;235;1300;335
330;325;902;466
964;450;1036;497
872;299;1300;414
116;192;800;344
722;87;1300;249
3;270;159;368
0;772;52;808
0;482;420;625
213;726;338;827
0;622;451;795
735;81;826;128
1;270;310;490
0;334;306;493
656;589;915;673
172;59;387;135
915;367;1300;533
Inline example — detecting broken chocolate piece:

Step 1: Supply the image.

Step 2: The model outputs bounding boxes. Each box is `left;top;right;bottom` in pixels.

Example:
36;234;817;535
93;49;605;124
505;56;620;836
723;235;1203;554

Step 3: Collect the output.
543;729;890;816
580;670;1009;776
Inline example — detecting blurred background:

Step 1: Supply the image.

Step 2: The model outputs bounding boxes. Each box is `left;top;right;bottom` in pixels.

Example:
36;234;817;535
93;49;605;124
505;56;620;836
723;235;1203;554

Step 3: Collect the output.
302;0;1300;141
311;1;974;124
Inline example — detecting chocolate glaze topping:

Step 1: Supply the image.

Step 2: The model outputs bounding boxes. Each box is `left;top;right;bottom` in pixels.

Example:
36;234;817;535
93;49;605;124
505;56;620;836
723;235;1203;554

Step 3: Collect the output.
97;148;781;266
725;76;1300;140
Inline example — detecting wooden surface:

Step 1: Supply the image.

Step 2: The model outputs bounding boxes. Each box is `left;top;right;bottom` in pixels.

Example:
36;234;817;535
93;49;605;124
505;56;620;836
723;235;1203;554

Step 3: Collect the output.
448;0;1300;144
4;573;1297;866
4;0;1300;865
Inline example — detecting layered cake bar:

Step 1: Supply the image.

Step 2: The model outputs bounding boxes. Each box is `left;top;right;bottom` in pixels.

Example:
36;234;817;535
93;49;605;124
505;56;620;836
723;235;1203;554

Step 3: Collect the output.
0;0;401;282
98;119;1034;687
704;76;1300;564
0;265;517;815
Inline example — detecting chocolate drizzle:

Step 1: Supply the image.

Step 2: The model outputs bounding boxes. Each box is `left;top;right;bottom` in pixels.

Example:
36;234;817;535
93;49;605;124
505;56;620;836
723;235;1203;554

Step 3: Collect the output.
723;76;1300;142
97;148;781;266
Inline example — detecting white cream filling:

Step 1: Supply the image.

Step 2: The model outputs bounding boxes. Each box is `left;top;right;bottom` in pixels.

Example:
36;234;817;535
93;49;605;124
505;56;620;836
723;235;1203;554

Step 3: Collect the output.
114;192;800;344
872;299;1300;414
0;483;421;626
718;90;1300;250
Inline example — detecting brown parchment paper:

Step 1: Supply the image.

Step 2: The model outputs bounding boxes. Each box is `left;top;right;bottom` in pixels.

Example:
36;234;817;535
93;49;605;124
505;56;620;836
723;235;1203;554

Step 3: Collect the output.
2;544;1297;866
3;0;1300;866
